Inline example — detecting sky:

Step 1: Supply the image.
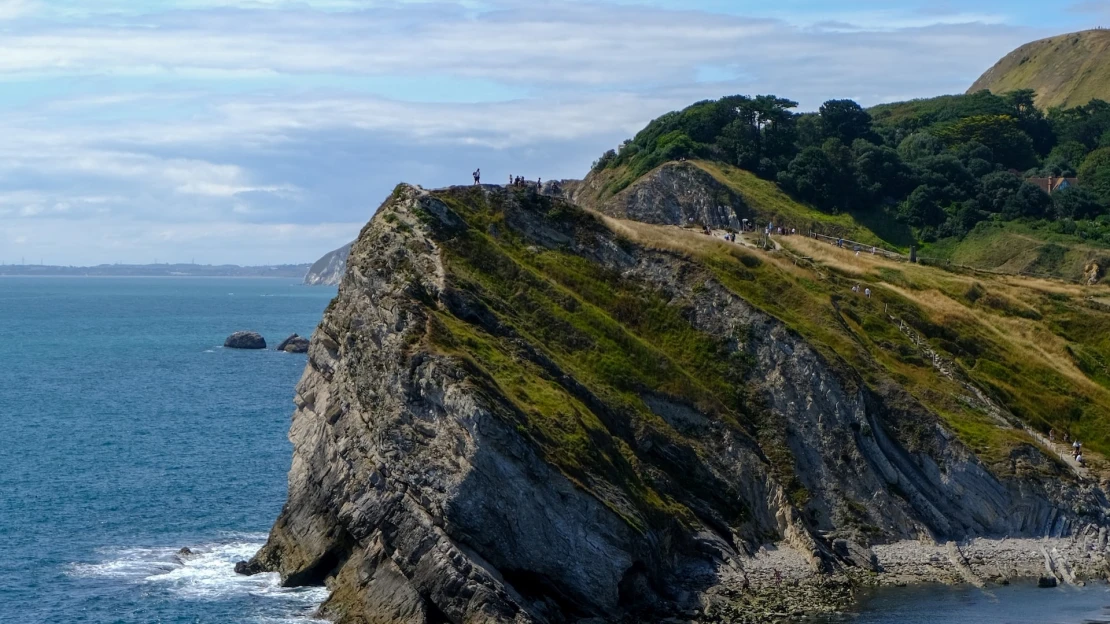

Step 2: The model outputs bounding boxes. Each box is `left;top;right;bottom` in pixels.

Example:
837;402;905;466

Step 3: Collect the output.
0;0;1106;266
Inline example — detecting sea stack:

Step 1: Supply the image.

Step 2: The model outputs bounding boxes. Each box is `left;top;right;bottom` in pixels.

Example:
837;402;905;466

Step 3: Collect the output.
224;331;267;350
276;334;310;353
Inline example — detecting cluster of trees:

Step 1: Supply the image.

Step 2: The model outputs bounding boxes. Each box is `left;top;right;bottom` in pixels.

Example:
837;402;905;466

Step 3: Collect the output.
597;89;1110;243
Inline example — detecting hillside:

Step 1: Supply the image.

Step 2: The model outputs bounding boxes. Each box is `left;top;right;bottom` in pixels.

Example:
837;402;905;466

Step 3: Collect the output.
969;30;1110;109
303;242;352;285
568;159;912;250
247;183;1110;623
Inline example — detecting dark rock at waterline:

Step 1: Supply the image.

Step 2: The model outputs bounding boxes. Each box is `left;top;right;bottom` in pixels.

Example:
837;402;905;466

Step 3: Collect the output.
276;333;310;353
224;331;267;350
177;547;194;557
1038;576;1058;588
235;559;265;576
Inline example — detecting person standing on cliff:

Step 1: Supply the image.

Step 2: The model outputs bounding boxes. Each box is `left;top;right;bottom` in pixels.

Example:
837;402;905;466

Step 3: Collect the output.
473;169;481;185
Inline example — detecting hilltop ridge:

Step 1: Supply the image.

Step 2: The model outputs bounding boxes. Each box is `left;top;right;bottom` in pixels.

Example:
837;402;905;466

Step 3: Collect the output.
969;29;1110;109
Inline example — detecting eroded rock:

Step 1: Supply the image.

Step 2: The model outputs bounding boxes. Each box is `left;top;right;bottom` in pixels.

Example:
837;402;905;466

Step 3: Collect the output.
224;331;266;350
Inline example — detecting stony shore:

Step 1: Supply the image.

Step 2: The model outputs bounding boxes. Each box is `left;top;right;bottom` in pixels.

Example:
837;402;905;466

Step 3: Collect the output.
702;531;1110;623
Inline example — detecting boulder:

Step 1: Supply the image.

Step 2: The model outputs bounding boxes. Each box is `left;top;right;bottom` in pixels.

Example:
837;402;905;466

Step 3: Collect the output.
234;559;265;576
276;333;310;353
224;331;266;350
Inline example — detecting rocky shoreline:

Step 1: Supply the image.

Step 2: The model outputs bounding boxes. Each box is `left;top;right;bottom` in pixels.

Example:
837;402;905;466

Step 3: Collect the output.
712;533;1110;623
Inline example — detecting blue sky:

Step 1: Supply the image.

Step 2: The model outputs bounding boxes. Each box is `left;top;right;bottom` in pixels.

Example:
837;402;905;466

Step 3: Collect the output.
0;0;1104;266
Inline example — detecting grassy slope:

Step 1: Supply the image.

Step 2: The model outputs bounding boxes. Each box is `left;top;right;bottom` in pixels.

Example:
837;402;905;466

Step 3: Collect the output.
585;159;912;249
924;221;1110;280
968;30;1110;109
420;186;1110;512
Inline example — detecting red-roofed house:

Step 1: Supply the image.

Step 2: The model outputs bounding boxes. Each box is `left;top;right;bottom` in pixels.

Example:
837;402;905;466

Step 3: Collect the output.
1028;176;1078;194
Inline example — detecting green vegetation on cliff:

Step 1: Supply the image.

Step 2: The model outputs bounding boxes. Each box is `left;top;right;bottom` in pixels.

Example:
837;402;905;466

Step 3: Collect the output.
583;83;1110;280
410;185;1110;521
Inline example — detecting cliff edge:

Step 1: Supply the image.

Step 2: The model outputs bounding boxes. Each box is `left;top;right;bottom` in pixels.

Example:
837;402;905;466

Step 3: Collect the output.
251;183;1110;623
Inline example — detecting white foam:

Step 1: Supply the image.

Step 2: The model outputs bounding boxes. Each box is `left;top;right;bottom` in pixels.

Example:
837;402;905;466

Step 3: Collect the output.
67;539;330;621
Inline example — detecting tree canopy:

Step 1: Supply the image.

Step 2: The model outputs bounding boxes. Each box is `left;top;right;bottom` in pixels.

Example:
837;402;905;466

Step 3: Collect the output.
596;89;1110;244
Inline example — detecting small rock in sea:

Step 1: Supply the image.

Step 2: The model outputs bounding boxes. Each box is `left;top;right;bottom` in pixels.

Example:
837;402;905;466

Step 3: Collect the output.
224;331;267;350
276;333;310;353
234;560;263;576
1037;576;1058;588
177;547;194;557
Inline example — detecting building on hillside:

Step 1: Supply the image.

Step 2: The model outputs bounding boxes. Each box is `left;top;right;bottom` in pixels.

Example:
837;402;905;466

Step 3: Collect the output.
1028;176;1078;194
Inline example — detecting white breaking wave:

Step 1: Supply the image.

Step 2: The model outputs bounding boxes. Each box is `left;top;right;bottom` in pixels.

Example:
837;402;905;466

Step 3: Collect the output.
67;538;330;622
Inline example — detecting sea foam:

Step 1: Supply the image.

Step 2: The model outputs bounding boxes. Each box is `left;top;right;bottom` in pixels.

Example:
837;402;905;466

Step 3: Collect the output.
67;537;329;621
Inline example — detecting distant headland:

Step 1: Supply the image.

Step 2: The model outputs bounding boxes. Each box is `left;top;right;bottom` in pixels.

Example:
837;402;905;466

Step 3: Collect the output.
0;262;312;278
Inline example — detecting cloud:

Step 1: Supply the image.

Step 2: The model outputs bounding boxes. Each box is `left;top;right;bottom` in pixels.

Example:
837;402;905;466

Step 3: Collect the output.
0;0;1058;265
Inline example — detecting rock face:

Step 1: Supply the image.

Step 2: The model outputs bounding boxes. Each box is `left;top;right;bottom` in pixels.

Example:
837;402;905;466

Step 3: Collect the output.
250;184;1109;624
561;161;749;230
277;334;311;353
224;331;266;350
1084;262;1102;285
304;242;353;286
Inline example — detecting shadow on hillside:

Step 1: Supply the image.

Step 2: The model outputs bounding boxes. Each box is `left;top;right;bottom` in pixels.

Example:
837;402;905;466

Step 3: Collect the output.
848;208;916;249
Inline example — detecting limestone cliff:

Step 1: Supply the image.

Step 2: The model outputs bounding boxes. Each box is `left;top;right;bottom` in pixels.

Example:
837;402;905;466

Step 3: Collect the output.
252;183;1110;623
561;161;748;230
304;243;353;286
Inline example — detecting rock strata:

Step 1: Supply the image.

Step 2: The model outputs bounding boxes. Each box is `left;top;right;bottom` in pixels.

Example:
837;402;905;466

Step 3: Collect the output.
249;183;1110;624
276;334;310;353
224;331;266;350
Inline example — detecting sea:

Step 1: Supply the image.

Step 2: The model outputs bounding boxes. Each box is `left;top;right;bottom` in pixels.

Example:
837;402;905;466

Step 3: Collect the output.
0;277;336;623
4;276;1110;624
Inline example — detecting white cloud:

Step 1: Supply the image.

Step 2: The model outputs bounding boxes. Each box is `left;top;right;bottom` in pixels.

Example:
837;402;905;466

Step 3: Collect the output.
0;0;1059;264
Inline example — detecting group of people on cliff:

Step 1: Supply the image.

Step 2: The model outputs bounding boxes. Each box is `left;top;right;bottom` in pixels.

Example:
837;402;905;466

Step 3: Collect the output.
1049;429;1085;465
509;175;541;187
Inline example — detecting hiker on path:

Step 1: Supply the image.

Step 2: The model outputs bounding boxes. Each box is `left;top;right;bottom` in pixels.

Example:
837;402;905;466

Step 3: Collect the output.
864;288;871;299
473;169;481;185
1049;429;1056;442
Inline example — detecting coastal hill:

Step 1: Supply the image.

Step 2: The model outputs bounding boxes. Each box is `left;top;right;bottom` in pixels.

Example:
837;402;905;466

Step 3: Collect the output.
246;181;1110;623
303;242;353;286
969;29;1110;109
572;90;1110;282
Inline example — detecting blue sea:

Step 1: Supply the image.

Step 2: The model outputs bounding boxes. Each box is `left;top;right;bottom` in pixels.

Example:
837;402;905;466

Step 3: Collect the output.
5;277;1110;624
0;277;336;623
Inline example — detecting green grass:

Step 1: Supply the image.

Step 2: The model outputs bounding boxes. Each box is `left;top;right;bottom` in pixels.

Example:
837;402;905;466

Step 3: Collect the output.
968;30;1110;109
406;185;1110;526
923;220;1110;280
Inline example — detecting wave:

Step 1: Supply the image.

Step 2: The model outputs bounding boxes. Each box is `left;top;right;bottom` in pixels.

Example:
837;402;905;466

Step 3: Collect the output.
67;538;329;622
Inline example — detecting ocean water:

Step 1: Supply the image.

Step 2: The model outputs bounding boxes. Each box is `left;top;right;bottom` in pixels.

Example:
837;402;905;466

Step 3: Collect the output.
827;581;1110;623
6;277;1110;624
0;277;336;623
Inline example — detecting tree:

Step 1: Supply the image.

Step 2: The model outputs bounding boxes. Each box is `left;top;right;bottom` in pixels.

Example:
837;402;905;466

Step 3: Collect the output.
899;185;946;227
915;154;978;203
819;99;874;144
1005;89;1055;155
897;132;943;163
934;115;1038;170
1046;140;1089;173
1053;186;1105;220
779;144;858;213
853;141;916;204
1079;147;1110;203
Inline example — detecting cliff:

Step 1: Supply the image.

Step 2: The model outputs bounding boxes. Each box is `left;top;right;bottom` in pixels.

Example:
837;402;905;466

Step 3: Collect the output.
304;243;353;286
250;182;1110;623
969;29;1110;109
